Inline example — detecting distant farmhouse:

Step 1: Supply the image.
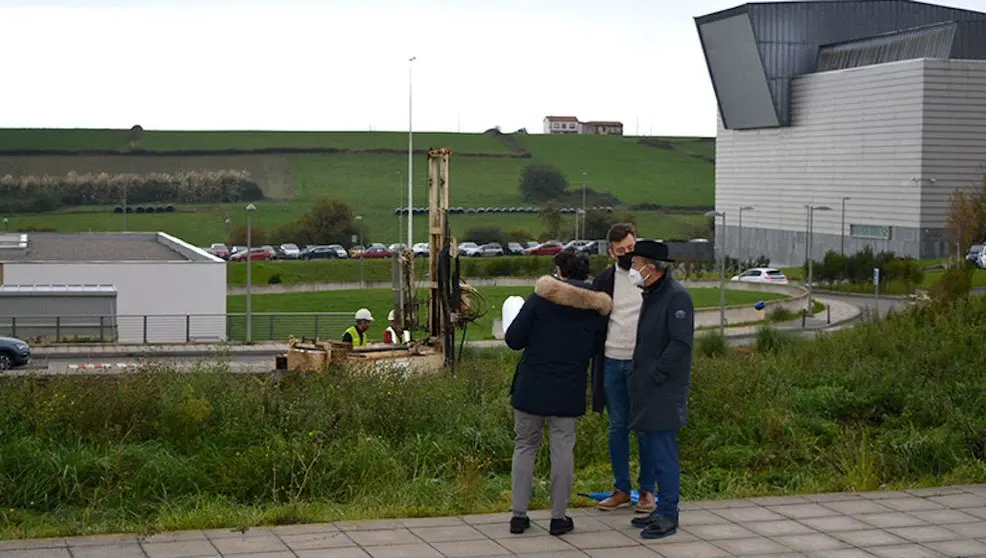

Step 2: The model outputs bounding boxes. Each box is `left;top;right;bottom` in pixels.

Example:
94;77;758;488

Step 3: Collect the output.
542;116;624;135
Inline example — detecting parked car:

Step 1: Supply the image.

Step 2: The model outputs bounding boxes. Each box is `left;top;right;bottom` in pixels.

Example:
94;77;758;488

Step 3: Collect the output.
388;243;407;252
967;244;984;268
278;243;302;259
478;243;505;257
229;247;275;261
525;241;540;249
361;246;393;259
731;267;790;285
0;336;31;370
412;242;430;258
206;243;229;259
231;245;247;255
525;241;564;256
458;242;482;257
326;244;349;258
349;245;365;257
563;240;593;252
507;242;526;255
980;249;986;270
300;245;341;260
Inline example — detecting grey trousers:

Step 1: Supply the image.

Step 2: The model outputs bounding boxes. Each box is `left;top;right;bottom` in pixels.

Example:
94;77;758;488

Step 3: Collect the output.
511;409;578;520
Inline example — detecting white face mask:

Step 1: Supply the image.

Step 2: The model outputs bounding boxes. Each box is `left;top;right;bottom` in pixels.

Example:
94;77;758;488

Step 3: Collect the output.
628;267;647;288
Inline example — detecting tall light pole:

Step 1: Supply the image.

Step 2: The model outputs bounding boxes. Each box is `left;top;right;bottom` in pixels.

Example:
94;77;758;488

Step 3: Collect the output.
397;171;404;247
805;204;832;315
224;218;232;241
580;171;587;239
705;210;727;336
2;218;7;232
407;56;416;245
245;203;256;343
840;197;850;255
122;183;128;232
738;206;754;263
356;215;365;288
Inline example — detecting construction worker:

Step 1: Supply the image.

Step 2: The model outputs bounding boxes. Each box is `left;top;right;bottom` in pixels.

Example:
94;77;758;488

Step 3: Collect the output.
383;310;402;344
342;308;373;348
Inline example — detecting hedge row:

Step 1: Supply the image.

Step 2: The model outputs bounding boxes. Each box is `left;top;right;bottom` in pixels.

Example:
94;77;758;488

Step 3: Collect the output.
0;170;263;214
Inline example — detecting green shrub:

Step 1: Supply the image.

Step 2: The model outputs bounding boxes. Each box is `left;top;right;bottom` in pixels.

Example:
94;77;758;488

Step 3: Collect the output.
695;331;728;357
267;273;282;285
755;325;802;354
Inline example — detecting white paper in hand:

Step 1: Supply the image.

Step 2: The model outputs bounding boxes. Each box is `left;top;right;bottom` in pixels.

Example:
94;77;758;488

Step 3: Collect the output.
501;295;526;334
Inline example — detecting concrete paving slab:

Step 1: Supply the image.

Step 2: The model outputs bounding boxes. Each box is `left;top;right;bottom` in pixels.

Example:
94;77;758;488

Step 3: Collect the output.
7;484;986;557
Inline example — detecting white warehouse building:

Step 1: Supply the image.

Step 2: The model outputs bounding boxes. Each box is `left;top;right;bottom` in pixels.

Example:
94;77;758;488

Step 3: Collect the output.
696;0;986;266
0;232;226;343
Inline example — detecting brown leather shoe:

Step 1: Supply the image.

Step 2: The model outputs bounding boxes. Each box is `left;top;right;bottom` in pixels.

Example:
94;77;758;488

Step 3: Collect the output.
597;490;632;511
635;491;656;513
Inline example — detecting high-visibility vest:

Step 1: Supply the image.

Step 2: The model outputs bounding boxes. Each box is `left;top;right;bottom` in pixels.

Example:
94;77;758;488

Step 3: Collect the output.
384;326;400;344
344;325;367;348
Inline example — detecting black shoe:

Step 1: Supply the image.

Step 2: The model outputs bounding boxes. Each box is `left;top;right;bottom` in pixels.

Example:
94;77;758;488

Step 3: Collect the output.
640;514;678;540
509;516;530;534
630;510;659;528
549;516;574;536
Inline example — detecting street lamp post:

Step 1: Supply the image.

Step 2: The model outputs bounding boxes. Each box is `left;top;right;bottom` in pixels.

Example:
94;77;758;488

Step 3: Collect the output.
805;204;832;316
245;203;257;343
580;171;587;239
356;216;365;288
224;218;231;240
2;218;7;232
704;210;727;336
840;197;850;255
407;56;416;246
738;206;754;263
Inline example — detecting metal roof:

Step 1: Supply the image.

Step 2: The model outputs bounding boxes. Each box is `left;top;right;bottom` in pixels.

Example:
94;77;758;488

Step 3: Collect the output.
0;232;212;262
695;1;986;130
0;284;118;296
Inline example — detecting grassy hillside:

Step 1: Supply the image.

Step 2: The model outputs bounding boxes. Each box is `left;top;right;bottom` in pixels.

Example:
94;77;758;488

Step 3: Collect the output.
0;129;715;245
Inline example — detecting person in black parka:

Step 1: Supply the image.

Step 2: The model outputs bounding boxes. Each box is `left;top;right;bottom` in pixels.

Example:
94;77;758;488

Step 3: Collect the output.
505;248;612;537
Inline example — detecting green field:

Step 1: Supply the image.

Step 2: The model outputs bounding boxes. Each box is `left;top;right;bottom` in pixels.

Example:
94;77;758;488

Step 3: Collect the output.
226;286;786;342
0;129;715;245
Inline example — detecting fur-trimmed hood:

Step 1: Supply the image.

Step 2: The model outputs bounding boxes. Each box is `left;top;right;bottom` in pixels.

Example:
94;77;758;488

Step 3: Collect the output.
534;275;612;316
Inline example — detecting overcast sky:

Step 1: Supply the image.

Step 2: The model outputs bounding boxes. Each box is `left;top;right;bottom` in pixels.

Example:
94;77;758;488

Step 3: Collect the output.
2;0;983;137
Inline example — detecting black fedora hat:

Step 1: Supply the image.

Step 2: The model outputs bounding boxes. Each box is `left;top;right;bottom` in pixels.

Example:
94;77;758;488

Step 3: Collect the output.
630;240;674;263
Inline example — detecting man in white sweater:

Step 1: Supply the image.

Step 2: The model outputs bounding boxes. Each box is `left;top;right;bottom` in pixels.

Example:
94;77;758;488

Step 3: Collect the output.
590;223;655;513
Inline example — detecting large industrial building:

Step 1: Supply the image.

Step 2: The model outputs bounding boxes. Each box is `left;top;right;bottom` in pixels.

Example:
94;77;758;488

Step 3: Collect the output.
0;232;226;343
696;0;986;266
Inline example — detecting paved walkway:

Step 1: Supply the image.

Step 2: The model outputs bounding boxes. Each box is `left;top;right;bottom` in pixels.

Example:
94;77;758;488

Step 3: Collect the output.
3;485;985;557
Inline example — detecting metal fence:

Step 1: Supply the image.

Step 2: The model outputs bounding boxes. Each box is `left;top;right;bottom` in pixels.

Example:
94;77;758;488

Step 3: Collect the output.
0;313;353;344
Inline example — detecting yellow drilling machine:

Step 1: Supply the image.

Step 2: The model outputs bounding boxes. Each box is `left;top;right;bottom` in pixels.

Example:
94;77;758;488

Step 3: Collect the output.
274;147;490;375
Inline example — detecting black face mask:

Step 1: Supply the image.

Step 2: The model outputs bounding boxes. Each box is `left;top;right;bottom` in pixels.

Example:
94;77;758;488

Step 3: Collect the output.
617;253;633;270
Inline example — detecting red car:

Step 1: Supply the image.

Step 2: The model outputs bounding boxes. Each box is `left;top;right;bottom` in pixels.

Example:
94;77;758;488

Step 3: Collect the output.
525;241;564;256
229;247;275;261
360;246;393;259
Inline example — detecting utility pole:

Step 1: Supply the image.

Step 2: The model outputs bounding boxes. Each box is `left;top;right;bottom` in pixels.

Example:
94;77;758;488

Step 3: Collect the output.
407;56;416;246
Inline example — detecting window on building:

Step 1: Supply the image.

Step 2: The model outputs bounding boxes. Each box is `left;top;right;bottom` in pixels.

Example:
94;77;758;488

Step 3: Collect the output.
552;122;560;129
850;224;892;240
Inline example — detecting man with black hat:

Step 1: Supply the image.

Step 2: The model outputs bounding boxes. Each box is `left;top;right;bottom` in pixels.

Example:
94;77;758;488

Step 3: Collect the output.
624;240;694;540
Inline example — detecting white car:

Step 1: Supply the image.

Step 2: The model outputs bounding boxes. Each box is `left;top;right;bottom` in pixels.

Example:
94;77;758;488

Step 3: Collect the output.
731;267;789;285
458;242;482;257
412;242;430;258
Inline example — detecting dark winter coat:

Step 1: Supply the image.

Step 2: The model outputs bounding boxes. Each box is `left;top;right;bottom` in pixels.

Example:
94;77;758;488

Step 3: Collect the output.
505;275;612;418
589;265;617;413
629;272;694;432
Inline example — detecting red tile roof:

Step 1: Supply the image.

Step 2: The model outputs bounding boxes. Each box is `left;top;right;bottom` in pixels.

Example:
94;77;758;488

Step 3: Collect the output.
583;121;623;126
544;115;580;121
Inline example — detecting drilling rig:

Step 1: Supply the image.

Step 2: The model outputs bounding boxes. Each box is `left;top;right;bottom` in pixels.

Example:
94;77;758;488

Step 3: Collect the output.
276;147;489;374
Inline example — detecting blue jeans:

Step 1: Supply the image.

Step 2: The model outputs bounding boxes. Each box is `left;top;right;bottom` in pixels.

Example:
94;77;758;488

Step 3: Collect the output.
637;430;681;519
604;357;655;495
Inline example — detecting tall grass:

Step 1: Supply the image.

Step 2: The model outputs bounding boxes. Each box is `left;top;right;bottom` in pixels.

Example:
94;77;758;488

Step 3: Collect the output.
2;298;986;539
